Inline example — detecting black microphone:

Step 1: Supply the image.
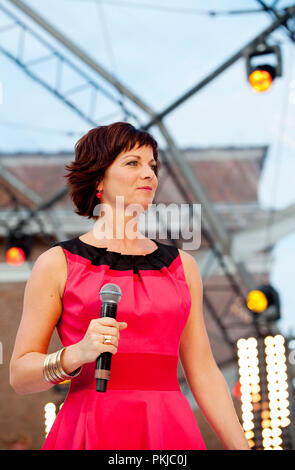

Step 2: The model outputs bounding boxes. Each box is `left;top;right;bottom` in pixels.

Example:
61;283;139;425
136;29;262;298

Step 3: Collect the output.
95;283;122;392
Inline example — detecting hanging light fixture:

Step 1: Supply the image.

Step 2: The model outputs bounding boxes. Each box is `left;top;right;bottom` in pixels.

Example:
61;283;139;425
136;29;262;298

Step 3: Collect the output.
244;43;282;92
5;230;32;266
246;284;281;322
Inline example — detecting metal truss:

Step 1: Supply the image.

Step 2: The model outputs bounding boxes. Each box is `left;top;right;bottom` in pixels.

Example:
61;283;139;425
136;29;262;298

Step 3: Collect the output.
254;0;295;42
2;0;295;358
0;161;67;241
142;4;295;128
0;3;140;127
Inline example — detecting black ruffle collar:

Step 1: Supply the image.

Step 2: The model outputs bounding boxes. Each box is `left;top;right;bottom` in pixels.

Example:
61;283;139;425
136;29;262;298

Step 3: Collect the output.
77;237;163;269
53;237;178;271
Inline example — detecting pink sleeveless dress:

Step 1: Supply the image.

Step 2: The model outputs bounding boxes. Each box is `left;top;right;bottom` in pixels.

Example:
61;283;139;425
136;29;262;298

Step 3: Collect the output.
42;237;206;450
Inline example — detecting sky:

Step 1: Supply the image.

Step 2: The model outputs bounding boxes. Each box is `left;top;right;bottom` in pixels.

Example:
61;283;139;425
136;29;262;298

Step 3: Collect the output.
0;0;295;334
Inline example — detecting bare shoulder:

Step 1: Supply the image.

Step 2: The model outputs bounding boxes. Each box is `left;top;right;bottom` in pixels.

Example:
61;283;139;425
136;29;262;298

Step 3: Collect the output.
11;246;67;362
29;245;67;297
178;249;203;292
32;245;66;272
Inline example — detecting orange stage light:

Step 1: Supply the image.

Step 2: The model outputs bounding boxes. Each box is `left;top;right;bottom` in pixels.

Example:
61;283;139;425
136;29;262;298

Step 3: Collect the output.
6;246;26;266
248;69;273;92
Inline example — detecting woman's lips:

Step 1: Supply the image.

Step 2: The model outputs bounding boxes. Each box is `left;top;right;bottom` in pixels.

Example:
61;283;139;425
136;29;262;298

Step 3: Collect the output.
137;187;152;191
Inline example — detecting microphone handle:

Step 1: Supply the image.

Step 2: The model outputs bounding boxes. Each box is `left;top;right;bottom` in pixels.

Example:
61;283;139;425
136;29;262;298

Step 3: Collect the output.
95;302;117;392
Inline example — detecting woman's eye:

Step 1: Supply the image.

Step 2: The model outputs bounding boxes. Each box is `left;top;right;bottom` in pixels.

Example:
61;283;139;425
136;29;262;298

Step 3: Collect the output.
126;161;157;172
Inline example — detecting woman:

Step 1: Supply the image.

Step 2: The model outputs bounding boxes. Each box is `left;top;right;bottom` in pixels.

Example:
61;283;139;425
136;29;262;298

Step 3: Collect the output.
10;122;250;450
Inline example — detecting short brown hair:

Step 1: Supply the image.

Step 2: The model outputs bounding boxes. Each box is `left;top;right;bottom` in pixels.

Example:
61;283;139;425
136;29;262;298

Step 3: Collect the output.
65;122;160;219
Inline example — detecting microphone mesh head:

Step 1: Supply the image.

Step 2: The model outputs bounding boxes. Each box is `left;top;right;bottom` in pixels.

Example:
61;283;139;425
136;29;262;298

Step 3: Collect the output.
99;283;122;304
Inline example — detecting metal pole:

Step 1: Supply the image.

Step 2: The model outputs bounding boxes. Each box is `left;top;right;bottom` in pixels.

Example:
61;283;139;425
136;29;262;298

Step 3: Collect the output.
142;5;295;129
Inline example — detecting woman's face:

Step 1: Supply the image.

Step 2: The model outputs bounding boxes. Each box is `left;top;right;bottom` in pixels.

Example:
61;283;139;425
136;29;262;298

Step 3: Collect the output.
99;145;158;213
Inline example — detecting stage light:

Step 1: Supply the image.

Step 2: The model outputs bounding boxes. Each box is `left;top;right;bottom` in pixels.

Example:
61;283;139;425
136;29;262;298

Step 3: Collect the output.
248;66;275;92
246;289;268;313
236;334;293;450
6;246;26;266
232;379;242;400
244;43;282;93
246;284;280;322
5;231;32;266
44;402;56;437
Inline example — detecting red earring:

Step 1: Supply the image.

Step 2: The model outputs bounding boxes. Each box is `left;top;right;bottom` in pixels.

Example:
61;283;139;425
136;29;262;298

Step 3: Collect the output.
96;191;102;198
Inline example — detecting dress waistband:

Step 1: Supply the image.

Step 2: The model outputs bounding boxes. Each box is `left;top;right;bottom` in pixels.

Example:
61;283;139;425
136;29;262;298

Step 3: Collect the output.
69;353;181;392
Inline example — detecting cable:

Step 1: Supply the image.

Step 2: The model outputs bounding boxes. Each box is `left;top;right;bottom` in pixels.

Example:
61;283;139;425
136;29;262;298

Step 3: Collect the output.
66;0;265;17
0;120;82;137
93;0;131;122
262;42;295;279
94;0;118;76
0;110;130;135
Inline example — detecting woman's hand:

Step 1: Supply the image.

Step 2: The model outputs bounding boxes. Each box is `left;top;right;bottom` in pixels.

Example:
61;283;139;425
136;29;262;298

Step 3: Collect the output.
60;317;128;375
74;317;128;365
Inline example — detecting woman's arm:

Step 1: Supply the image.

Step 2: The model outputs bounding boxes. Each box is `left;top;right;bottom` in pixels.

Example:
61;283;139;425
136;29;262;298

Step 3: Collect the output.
179;250;250;450
9;247;82;395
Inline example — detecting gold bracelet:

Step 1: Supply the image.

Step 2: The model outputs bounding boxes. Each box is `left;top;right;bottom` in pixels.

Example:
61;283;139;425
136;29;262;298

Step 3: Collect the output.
43;352;61;384
43;348;82;385
43;354;51;383
43;353;54;383
48;352;60;383
49;352;64;382
58;348;81;379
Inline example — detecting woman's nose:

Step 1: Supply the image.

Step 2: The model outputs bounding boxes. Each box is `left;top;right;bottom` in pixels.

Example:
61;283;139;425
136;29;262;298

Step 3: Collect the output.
140;164;154;178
